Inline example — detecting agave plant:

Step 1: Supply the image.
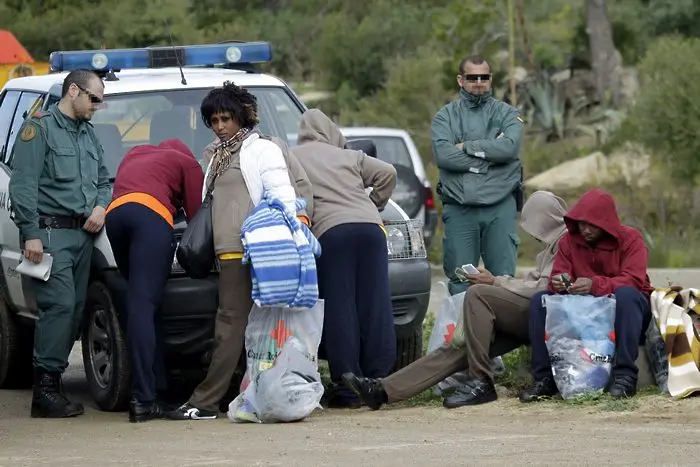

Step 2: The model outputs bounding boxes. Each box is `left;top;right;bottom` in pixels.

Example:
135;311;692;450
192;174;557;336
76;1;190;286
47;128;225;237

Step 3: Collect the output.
521;72;566;141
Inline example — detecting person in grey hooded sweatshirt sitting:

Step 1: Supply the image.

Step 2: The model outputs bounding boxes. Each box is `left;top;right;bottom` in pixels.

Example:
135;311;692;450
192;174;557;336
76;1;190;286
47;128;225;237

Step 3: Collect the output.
291;109;398;408
342;191;568;410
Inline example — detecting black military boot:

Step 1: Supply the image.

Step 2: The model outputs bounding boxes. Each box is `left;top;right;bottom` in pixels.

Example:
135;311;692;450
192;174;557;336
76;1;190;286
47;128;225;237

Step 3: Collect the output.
31;370;85;418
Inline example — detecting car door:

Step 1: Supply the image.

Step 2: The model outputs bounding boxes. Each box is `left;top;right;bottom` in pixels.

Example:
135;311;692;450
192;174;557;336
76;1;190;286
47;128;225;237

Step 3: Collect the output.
0;90;46;314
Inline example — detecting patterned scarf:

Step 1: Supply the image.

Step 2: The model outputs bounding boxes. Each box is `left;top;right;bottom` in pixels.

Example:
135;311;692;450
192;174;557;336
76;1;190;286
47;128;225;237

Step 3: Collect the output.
206;126;254;190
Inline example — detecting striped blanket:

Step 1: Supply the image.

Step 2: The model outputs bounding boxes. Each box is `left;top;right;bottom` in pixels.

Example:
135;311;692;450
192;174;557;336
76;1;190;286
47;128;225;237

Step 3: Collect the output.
241;196;321;309
650;287;700;398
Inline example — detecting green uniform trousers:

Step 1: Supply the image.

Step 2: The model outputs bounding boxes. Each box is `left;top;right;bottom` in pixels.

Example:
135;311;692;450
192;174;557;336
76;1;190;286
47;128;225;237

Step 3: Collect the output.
442;195;519;296
32;227;93;373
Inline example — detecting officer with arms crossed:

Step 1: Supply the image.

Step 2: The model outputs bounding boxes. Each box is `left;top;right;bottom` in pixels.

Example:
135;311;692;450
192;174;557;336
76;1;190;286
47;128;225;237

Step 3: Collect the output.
432;55;524;296
9;69;111;418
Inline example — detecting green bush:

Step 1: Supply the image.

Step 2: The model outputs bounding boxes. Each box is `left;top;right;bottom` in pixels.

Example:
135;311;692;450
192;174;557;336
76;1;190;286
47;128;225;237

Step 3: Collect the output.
622;35;700;184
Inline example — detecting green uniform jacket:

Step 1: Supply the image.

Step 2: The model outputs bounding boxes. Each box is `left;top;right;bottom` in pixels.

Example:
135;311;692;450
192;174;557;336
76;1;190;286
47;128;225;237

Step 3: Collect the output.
431;89;523;207
8;104;111;240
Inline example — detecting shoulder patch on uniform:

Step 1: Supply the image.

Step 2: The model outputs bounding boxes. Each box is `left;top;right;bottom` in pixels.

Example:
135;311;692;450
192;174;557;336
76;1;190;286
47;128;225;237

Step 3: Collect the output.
20;124;36;142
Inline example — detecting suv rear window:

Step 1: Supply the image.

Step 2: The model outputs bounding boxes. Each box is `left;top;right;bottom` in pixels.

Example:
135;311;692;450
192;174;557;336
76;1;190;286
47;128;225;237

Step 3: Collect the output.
346;135;414;171
89;86;303;176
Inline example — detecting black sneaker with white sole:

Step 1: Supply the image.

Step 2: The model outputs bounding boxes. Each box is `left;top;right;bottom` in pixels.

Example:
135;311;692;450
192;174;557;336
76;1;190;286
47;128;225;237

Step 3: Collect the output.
167;402;218;420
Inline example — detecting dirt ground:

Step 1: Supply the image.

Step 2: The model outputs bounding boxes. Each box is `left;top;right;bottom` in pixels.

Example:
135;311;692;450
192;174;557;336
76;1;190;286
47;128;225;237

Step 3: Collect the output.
1;347;699;466
2;274;700;465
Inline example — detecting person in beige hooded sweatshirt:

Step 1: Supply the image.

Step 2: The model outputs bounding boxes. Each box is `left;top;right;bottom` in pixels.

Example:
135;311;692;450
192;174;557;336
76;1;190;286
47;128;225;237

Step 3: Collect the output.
343;190;568;409
292;109;398;408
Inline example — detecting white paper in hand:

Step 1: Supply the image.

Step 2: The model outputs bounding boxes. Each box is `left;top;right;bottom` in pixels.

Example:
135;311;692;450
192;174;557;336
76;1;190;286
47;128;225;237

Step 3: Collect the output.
16;253;53;281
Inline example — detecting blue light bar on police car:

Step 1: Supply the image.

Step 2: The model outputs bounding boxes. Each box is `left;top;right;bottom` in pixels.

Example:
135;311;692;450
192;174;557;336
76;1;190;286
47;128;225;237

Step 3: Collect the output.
49;42;273;73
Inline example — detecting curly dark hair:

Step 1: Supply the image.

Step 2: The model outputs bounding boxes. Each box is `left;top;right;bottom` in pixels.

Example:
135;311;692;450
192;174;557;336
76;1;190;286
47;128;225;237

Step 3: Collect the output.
200;81;258;129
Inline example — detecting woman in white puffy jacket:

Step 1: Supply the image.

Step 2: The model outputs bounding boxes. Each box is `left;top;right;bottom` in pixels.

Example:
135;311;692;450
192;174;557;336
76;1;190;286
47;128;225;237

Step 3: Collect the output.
169;81;306;421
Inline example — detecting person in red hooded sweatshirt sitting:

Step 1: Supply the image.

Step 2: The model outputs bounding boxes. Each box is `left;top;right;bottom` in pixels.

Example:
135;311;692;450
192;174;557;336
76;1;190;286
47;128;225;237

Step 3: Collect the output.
104;138;204;422
520;188;654;402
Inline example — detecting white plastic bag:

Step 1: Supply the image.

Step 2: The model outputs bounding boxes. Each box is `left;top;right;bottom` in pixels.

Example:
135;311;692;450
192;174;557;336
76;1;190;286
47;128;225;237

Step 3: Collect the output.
544;294;617;399
428;283;470;395
239;299;324;394
428;283;504;395
255;336;324;423
229;300;324;423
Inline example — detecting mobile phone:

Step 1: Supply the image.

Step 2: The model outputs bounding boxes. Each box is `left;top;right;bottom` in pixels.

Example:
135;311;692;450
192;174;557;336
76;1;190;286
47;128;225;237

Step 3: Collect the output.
561;273;572;288
461;264;479;275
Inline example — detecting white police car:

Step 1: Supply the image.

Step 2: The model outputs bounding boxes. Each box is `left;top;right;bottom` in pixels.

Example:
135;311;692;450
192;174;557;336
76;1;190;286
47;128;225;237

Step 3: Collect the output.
0;42;431;411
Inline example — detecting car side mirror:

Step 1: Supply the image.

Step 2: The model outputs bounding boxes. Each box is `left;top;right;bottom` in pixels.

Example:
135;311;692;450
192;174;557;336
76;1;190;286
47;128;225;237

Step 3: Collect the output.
345;139;377;158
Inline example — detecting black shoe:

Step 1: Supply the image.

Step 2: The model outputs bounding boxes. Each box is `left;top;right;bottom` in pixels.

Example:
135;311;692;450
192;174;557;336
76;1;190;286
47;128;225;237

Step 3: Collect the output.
322;382;362;409
167;402;218;420
129;399;171;423
519;377;559;403
443;379;497;409
341;373;387;411
30;370;84;418
607;375;637;399
326;396;362;409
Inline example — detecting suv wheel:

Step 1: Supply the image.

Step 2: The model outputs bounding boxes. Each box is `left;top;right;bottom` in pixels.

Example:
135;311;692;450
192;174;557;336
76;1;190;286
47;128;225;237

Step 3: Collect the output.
81;281;130;411
393;328;423;371
0;297;33;388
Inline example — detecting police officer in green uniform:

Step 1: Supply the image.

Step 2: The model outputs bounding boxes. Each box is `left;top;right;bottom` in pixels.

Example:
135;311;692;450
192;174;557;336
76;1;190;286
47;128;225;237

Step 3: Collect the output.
431;55;524;296
9;69;111;418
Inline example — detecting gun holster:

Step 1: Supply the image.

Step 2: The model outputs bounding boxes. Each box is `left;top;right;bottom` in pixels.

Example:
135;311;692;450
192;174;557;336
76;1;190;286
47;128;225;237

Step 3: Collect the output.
514;184;524;212
513;166;524;213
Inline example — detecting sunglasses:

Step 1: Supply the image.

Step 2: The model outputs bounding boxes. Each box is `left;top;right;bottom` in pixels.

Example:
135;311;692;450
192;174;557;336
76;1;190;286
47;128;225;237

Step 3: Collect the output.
75;84;103;104
462;74;491;82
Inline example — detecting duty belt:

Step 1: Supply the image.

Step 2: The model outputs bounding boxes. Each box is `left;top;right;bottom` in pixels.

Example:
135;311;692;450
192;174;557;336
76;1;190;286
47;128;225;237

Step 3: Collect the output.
38;214;87;230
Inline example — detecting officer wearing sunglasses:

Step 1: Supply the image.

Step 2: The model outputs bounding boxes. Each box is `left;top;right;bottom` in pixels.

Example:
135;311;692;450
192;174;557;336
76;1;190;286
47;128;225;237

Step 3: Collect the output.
431;55;524;297
9;69;111;419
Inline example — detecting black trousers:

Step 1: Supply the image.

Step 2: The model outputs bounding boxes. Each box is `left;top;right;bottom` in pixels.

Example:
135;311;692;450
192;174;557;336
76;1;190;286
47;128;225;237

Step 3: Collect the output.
105;203;174;403
317;223;397;403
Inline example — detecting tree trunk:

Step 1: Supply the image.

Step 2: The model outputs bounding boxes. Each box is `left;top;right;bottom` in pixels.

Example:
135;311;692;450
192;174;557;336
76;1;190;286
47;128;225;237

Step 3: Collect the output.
515;0;535;72
586;0;622;107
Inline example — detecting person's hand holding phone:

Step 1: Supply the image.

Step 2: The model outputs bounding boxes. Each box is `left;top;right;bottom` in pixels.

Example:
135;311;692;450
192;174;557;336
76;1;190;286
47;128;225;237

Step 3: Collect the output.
551;274;569;293
466;266;495;285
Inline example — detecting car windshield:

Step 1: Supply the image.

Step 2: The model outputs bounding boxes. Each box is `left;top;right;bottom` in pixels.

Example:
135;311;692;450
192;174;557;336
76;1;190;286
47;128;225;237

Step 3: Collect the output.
345;135;414;170
90;86;303;176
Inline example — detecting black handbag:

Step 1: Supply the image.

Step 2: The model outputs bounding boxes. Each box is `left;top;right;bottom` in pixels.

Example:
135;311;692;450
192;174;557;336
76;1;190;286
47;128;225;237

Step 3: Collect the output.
176;189;215;280
177;128;251;278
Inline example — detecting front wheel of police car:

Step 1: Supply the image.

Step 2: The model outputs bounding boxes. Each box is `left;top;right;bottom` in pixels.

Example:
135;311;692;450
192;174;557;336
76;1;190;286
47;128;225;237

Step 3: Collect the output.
81;281;130;412
0;297;33;389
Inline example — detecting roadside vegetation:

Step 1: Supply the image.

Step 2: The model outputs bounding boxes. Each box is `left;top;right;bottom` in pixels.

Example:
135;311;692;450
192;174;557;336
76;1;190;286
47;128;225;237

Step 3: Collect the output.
4;0;700;267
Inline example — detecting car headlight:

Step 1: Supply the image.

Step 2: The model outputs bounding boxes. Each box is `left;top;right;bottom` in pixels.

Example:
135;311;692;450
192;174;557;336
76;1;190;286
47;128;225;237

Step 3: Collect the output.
408;227;424;254
384;220;427;260
386;226;407;256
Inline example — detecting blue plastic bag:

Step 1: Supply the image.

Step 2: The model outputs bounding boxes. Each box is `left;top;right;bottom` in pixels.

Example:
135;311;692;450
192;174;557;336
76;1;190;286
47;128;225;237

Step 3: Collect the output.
543;294;617;399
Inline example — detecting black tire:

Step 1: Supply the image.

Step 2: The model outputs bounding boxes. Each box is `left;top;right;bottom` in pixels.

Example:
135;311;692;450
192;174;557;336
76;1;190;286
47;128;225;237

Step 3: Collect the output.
0;298;33;389
82;281;130;412
393;328;423;372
